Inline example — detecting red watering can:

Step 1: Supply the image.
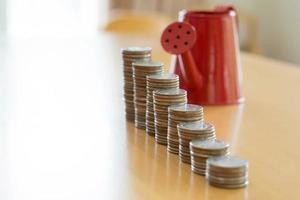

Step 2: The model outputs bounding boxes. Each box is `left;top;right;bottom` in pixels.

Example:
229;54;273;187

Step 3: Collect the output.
161;5;244;105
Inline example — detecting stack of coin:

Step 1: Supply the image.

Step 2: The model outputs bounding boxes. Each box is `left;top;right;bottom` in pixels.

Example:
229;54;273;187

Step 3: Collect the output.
206;155;249;189
190;139;230;175
177;121;216;164
167;104;204;154
132;61;163;129
153;88;187;145
146;73;179;136
121;47;152;121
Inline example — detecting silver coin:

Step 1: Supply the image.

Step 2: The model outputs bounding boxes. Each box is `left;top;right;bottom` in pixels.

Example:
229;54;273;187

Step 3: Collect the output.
208;180;249;189
207;155;249;169
178;121;214;131
191;150;229;158
154;88;187;97
121;46;152;55
192;168;207;175
207;174;248;183
208;169;248;178
147;73;178;81
133;60;163;67
169;104;203;112
180;156;191;164
190;139;230;151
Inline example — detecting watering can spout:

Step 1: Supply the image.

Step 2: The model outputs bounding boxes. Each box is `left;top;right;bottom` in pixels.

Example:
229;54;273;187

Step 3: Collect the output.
177;51;203;89
161;21;202;89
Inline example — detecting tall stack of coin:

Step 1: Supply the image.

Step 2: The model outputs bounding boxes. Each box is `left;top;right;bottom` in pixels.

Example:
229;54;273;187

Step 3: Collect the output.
167;104;204;154
206;155;249;188
146;73;179;136
190;139;230;175
132;61;163;129
121;47;152;121
153;89;187;145
177;121;216;164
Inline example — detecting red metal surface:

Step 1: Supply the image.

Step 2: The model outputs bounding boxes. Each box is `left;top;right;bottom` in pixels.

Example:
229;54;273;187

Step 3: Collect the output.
161;5;244;105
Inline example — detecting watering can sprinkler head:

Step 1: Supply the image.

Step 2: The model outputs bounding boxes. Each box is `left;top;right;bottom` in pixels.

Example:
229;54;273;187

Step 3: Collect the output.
161;21;202;89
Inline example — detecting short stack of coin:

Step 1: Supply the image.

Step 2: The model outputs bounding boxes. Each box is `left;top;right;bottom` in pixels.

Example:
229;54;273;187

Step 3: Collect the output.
190;139;230;175
206;155;249;189
121;47;152;121
146;73;179;136
153;88;187;145
167;104;204;154
132;61;163;129
177;121;216;164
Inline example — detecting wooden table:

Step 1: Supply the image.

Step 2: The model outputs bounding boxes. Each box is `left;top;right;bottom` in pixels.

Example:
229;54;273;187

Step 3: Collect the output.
0;32;300;200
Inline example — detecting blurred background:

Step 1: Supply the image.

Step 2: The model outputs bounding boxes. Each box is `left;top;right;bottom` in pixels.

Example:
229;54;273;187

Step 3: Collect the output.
0;0;300;65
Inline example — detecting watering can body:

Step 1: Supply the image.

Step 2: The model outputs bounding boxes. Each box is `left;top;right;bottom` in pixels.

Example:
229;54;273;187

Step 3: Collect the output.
164;6;244;105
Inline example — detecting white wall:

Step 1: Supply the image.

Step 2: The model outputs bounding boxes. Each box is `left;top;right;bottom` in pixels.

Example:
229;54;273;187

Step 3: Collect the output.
255;0;300;64
0;0;6;31
6;0;108;37
3;0;300;64
207;0;300;65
